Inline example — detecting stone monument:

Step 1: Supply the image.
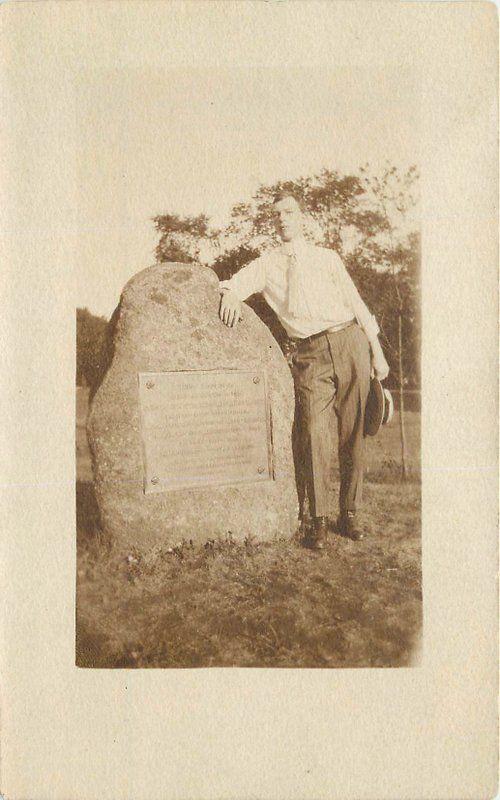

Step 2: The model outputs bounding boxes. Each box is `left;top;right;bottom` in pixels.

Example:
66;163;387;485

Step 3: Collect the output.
87;262;299;550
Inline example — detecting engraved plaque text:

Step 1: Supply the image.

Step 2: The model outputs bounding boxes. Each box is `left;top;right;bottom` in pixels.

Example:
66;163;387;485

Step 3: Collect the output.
138;370;273;493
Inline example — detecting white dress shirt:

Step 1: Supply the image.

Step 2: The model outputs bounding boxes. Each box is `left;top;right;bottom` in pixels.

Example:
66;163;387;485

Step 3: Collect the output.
219;236;379;340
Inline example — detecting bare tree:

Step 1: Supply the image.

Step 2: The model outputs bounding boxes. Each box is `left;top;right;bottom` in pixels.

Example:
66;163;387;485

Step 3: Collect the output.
360;164;419;480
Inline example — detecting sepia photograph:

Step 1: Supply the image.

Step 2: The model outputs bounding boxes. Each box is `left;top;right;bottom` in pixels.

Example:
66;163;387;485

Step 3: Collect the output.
75;61;422;669
2;2;497;798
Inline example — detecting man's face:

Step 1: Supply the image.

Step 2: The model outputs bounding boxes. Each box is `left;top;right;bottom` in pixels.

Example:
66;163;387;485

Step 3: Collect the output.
274;196;303;242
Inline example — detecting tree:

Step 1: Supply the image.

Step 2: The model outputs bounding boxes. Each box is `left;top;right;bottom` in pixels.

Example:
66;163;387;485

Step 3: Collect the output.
153;212;220;264
152;165;420;473
217;168;419;386
359;164;420;480
225;170;390;254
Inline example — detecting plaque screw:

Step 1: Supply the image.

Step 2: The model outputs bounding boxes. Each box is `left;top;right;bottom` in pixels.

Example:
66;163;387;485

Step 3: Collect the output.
151;476;160;485
253;376;260;384
257;466;265;474
146;380;155;389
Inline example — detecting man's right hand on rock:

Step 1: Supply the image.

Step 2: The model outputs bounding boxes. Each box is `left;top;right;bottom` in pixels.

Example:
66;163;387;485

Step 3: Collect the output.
219;289;242;328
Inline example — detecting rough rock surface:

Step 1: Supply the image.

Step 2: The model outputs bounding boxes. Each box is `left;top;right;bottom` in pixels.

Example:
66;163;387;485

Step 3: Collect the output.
87;262;299;550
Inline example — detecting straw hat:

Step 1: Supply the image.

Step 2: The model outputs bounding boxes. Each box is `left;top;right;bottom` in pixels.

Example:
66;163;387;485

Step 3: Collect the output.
364;378;394;436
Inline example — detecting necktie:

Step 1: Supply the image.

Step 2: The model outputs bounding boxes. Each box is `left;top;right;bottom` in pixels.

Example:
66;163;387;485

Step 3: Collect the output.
286;244;314;318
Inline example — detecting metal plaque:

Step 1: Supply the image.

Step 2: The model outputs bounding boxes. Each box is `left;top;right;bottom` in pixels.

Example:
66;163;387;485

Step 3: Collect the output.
138;369;273;493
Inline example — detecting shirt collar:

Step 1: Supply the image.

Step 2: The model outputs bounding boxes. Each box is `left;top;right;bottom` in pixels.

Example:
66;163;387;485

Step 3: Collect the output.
280;234;308;256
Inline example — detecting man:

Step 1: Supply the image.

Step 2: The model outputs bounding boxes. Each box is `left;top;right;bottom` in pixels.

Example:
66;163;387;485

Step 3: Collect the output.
219;194;389;549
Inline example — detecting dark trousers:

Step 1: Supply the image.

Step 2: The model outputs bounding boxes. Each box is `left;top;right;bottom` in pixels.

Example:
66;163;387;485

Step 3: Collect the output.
291;323;371;519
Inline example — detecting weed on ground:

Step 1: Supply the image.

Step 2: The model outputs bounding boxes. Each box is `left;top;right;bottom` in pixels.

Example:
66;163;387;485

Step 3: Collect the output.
76;482;422;669
76;386;422;669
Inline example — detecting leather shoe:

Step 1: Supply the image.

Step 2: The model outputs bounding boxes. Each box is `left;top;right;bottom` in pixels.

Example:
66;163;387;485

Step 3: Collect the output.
303;516;329;550
337;512;365;541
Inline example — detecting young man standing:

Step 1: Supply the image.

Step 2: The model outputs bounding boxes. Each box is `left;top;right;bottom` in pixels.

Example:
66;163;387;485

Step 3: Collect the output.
219;194;389;549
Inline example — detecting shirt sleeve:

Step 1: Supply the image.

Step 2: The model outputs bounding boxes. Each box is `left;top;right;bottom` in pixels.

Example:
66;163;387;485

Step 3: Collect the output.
218;254;267;301
332;251;380;341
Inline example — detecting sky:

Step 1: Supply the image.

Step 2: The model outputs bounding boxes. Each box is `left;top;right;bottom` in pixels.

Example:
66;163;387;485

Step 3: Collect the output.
67;6;420;318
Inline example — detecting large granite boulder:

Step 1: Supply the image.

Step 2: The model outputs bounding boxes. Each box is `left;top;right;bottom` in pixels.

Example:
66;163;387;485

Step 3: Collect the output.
87;262;299;550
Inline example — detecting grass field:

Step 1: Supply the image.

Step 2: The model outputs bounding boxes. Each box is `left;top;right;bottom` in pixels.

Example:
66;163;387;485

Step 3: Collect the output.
76;387;422;669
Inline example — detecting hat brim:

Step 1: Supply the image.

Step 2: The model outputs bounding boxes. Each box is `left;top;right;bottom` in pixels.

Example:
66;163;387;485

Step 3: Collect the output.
382;387;394;426
364;378;386;436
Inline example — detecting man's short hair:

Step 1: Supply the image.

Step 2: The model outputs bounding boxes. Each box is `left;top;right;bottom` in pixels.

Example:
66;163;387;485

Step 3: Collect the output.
272;191;304;211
